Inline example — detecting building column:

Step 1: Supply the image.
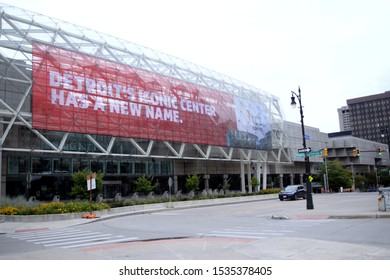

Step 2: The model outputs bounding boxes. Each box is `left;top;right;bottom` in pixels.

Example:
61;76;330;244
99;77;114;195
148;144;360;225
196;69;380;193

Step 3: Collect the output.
290;174;294;185
247;164;252;193
0;118;3;198
173;175;178;194
203;174;210;190
279;174;284;189
254;162;261;192
262;163;267;190
240;161;246;193
299;173;304;185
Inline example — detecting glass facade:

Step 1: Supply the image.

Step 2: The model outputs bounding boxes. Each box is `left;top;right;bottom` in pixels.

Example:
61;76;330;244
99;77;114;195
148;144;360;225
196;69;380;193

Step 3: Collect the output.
8;156;172;176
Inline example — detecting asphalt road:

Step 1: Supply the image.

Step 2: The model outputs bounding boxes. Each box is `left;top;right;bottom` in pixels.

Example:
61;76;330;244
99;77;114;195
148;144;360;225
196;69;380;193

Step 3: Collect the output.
1;192;390;259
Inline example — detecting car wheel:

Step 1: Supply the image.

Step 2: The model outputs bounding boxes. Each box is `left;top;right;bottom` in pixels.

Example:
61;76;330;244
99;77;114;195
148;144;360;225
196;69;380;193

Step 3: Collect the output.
293;194;298;200
279;198;283;201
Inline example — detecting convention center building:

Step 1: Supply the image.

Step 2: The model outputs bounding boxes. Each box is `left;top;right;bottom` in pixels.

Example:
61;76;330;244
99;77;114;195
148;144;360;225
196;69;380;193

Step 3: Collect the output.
0;4;323;200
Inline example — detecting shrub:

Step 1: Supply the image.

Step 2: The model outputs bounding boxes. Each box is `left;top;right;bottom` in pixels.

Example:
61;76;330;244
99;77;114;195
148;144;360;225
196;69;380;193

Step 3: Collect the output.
185;174;200;192
0;200;110;215
70;169;104;199
251;176;260;189
0;205;19;215
257;188;281;194
135;175;159;195
30;202;67;215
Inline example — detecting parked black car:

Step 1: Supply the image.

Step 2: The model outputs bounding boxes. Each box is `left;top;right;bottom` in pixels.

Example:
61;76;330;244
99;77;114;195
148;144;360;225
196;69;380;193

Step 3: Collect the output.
279;185;307;201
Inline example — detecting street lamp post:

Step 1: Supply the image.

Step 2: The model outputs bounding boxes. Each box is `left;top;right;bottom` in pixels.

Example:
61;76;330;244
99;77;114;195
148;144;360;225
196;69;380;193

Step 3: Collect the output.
290;86;314;210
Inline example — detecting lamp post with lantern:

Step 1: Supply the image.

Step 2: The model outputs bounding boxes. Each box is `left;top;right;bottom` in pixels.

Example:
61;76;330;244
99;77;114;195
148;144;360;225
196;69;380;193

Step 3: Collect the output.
290;86;314;210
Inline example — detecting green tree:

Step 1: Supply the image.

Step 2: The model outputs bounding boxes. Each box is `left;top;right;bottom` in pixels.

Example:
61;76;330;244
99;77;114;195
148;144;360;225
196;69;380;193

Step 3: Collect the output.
251;176;260;190
378;169;390;187
70;169;104;199
354;174;367;191
134;175;158;195
365;172;377;187
318;160;352;192
185;174;200;192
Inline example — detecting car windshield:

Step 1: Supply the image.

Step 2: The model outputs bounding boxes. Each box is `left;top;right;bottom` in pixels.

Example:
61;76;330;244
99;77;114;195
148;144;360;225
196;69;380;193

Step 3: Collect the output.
285;186;298;192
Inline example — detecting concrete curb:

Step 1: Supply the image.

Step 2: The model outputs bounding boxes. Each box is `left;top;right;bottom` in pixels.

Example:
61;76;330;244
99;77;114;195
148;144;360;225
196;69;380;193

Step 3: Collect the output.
0;193;278;223
328;214;390;219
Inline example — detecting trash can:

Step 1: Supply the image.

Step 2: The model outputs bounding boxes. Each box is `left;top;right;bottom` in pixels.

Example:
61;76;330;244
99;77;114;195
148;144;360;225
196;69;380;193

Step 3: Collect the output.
378;187;390;212
378;194;386;211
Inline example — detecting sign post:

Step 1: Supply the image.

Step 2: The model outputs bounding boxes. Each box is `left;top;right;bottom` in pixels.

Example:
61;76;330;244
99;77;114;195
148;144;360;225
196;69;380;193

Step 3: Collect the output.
168;177;173;204
84;173;97;218
298;147;311;154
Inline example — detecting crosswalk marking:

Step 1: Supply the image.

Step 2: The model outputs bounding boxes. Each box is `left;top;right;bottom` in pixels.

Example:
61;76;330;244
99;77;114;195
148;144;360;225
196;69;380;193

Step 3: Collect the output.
35;233;115;245
206;233;267;239
61;237;138;249
199;219;332;240
24;231;96;242
8;229;81;239
6;228;138;249
212;230;285;236
201;229;280;240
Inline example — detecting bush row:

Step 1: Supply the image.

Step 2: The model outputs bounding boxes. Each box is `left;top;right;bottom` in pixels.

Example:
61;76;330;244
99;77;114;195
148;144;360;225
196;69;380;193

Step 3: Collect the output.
0;201;110;215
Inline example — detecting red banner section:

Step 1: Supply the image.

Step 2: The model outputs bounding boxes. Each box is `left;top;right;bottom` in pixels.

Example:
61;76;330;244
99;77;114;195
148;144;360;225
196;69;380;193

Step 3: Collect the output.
32;42;270;148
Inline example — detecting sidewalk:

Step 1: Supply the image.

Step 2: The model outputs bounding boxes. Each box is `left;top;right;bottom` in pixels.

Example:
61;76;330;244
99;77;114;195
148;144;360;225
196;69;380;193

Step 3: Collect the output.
276;192;390;220
1;192;389;234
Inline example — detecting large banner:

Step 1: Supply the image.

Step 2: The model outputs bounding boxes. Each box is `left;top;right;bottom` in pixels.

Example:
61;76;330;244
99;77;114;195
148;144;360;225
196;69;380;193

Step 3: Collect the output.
32;42;271;149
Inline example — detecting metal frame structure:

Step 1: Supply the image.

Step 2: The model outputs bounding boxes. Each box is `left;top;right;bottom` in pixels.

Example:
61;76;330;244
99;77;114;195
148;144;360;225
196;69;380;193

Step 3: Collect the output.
0;3;292;167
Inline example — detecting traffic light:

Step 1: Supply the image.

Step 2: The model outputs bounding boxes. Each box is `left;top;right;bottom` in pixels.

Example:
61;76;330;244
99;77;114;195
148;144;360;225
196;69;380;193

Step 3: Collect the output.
353;149;357;157
323;148;328;157
378;148;382;155
357;149;360;157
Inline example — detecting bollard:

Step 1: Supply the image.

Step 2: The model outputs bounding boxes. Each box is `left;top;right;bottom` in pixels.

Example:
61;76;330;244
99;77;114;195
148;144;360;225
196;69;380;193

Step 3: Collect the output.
96;194;103;203
378;194;386;211
114;193;122;202
132;192;139;200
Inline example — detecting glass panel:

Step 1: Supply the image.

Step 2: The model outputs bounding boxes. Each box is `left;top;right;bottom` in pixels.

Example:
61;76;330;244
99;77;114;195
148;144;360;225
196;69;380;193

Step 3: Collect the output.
148;161;161;174
19;157;30;173
106;160;118;174
134;161;146;174
161;161;172;174
72;159;89;172
53;158;71;173
5;156;29;175
32;157;51;174
91;160;104;173
8;156;19;174
120;160;133;174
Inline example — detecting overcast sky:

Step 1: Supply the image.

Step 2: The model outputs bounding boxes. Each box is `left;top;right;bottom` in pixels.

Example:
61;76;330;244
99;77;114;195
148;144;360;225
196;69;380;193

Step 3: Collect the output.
2;0;390;133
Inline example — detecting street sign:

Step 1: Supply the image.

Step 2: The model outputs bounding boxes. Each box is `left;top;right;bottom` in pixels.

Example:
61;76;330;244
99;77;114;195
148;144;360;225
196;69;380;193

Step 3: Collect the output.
168;177;173;187
309;150;322;156
295;149;323;158
298;147;311;153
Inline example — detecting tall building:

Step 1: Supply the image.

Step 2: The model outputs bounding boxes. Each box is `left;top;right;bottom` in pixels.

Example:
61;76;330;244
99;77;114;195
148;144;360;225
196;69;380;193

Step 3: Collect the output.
337;105;351;131
347;91;390;144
